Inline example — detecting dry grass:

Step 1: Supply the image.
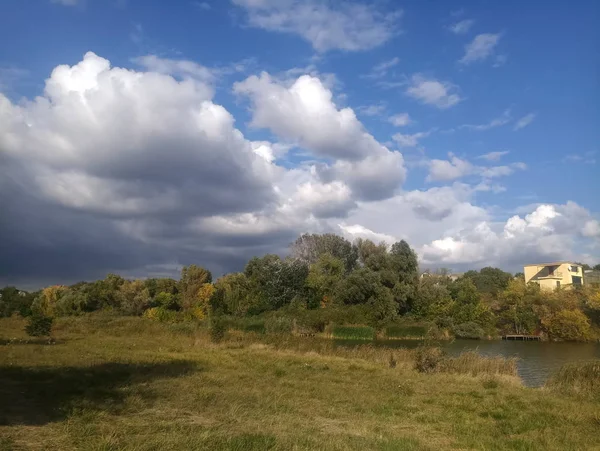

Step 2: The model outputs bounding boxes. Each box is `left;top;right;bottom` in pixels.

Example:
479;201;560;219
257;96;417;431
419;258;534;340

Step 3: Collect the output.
0;314;599;450
546;360;600;398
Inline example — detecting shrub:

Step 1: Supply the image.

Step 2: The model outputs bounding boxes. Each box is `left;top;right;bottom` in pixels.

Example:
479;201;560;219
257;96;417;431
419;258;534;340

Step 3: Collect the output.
143;307;177;323
413;346;445;373
25;314;53;337
210;315;227;343
264;316;294;334
452;321;485;339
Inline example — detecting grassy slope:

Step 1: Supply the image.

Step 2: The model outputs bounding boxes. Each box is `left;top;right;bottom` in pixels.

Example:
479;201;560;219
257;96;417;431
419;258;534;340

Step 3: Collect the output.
0;316;598;451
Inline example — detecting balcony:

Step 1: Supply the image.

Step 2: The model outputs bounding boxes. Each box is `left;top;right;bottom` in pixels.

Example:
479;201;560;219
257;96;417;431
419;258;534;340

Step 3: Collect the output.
538;271;563;279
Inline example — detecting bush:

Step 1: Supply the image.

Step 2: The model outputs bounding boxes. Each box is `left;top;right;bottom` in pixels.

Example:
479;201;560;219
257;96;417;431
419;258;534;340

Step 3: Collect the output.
264;316;294;334
210;315;227;343
452;321;485;339
143;307;178;323
25;314;53;337
413;346;445;373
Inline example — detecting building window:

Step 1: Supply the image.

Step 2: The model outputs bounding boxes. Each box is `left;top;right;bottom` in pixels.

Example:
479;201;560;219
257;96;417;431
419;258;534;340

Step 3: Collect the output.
570;265;579;272
572;276;582;285
556;281;561;287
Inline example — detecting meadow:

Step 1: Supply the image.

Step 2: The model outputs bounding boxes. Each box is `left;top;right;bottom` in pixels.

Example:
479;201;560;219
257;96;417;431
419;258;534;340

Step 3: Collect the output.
1;314;599;451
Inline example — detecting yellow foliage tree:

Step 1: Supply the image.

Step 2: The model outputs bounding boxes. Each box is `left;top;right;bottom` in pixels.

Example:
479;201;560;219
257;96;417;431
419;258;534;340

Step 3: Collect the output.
36;285;67;317
196;283;215;316
546;309;591;341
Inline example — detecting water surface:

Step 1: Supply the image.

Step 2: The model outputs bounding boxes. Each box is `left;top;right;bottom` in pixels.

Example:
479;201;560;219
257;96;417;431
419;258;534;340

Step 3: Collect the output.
335;338;600;387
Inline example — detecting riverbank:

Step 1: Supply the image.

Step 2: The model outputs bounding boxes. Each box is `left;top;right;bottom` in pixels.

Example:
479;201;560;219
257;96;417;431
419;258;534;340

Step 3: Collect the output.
1;315;599;450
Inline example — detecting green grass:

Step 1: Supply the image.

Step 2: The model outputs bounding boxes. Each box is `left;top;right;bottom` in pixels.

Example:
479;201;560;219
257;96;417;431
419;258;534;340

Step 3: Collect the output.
331;325;375;340
0;314;599;450
384;324;427;339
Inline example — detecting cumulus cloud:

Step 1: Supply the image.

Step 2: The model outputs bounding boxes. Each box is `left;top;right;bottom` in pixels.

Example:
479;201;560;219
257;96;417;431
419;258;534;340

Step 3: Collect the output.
420;203;600;268
405;74;461;109
231;0;401;52
459;33;501;64
513;113;536;130
449;19;474;35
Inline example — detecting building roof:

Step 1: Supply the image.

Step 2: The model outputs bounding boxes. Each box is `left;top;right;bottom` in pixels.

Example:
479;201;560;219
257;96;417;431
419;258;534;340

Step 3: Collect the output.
524;261;580;267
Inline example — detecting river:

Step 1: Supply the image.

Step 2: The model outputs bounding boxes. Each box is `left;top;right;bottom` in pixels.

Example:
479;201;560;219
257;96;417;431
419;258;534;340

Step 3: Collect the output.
334;338;600;387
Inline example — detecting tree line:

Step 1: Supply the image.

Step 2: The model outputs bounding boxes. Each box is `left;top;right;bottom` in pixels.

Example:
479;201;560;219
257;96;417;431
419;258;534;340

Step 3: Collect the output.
2;233;599;341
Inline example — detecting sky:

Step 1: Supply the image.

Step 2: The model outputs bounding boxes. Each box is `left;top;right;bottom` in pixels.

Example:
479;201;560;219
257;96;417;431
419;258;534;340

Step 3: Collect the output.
0;0;599;289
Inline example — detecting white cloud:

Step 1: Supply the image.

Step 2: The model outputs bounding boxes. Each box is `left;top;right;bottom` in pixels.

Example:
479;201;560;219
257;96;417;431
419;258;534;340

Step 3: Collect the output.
363;57;400;79
564;151;597;164
338;223;398;245
405;74;461;109
388;112;411;127
478;150;510;162
459;33;501;64
493;54;508;67
231;0;402;52
460;109;511;131
513;113;536;130
392;130;430;147
133;55;216;84
449;19;474;35
234;72;394;161
357;103;386;117
426;155;526;182
427;156;475;182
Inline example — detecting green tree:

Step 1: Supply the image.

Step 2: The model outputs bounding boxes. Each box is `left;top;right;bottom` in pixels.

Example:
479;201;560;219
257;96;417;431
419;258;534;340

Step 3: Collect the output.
291;233;358;272
305;253;345;304
118;280;152;315
368;285;397;325
0;287;35;317
546;309;591;341
179;265;212;310
335;267;380;305
213;273;252;316
245;255;309;311
389;240;419;284
462;267;513;295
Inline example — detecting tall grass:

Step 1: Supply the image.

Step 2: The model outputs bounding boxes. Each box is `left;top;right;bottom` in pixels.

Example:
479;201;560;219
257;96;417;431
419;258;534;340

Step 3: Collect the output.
546;360;600;397
332;325;375;340
384;324;427;339
442;351;518;377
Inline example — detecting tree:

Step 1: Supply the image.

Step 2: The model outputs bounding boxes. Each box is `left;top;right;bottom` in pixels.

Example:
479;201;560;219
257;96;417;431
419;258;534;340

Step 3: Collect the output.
546;309;591;341
355;238;388;268
594;264;600;271
291;233;358;272
368;285;397;325
389;240;419;284
32;285;67;317
118;280;152;315
335;267;380;305
25;314;53;337
0;287;35;317
245;255;309;311
213;273;252;316
305;253;345;304
463;267;513;295
179;265;212;310
497;278;542;335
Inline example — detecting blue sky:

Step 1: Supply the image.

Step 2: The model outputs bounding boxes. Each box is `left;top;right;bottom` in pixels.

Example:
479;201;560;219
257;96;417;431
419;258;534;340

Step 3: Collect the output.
0;0;599;287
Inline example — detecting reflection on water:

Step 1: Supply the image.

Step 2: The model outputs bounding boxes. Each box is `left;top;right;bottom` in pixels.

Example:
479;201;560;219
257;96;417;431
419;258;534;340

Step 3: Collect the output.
334;338;600;387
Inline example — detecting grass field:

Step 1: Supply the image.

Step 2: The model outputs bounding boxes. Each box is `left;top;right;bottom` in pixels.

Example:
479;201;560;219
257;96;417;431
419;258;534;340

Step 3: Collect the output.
1;315;599;450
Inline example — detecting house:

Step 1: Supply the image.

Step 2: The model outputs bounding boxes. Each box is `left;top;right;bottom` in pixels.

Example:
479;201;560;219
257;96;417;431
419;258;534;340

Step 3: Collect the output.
524;261;584;291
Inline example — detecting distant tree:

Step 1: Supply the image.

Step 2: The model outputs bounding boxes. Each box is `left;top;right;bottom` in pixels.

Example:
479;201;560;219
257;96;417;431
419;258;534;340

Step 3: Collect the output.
144;278;179;298
575;262;591;271
179;265;212;310
245;255;309;311
389;240;419;284
462;267;513;295
306;253;345;304
546;309;591;341
213;273;252;316
514;272;525;280
32;285;67;317
0;287;35;317
291;233;358;272
355;238;388;268
593;264;600;271
335;267;380;305
368;285;397;325
118;280;152;315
